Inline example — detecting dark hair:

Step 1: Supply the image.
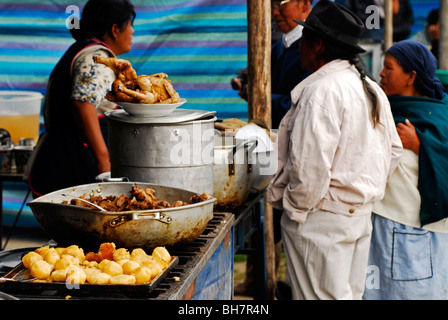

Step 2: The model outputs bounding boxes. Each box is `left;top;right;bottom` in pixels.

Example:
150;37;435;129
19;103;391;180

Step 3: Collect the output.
302;28;382;128
70;0;136;41
427;8;439;25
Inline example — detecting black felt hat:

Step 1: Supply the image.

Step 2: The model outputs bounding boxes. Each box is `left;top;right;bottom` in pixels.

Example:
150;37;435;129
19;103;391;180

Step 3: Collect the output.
294;0;366;54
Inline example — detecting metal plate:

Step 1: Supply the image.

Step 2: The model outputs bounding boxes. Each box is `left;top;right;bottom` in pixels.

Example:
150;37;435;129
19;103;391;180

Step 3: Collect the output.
105;108;216;124
0;256;179;295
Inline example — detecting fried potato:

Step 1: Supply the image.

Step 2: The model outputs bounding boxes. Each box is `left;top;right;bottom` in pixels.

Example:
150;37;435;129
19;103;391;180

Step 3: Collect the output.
30;260;53;280
109;274;136;285
35;245;52;258
130;248;149;264
86;269;111;284
64;245;85;262
66;265;86;284
133;267;153;284
50;269;68;282
122;260;140;275
113;248;131;261
54;247;66;256
44;251;60;265
22;251;43;269
152;247;171;263
54;254;79;271
140;259;163;275
101;260;123;277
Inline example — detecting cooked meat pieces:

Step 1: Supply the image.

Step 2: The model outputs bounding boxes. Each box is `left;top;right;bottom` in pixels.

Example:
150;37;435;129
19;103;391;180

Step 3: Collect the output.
188;193;211;204
63;186;211;211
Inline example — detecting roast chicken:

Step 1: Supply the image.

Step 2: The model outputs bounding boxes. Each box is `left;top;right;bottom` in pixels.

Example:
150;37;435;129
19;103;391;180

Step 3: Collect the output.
93;56;180;104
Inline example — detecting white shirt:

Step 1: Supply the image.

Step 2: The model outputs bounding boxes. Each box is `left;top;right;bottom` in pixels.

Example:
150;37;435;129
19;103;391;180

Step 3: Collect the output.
282;25;303;49
374;149;448;233
267;59;402;223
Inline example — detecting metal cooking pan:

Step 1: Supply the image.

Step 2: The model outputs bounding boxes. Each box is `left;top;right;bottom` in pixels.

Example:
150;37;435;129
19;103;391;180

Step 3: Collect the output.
28;182;216;250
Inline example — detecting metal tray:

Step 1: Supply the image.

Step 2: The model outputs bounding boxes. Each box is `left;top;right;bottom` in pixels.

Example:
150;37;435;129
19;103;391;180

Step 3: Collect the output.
0;256;178;295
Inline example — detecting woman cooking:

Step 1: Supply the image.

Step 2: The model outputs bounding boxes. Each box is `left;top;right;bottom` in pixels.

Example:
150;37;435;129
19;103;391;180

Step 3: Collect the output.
363;40;448;299
28;0;135;196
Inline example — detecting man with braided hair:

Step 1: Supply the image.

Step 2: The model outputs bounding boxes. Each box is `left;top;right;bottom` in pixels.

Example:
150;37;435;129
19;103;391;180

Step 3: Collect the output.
266;0;402;299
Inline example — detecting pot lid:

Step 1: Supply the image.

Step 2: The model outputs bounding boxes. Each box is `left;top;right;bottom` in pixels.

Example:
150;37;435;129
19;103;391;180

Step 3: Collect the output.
105;108;217;124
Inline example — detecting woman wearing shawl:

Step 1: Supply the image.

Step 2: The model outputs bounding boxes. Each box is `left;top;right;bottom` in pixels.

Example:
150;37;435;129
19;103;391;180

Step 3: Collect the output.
363;40;448;300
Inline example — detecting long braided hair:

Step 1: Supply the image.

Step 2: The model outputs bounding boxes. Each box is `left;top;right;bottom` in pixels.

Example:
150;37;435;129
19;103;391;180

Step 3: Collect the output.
302;28;382;128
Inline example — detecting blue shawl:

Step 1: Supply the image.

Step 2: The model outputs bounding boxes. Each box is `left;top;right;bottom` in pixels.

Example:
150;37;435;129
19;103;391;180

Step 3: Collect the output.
389;94;448;225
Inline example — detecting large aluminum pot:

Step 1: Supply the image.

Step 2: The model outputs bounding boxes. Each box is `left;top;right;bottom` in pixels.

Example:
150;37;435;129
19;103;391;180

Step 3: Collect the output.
28;182;216;250
106;110;216;194
213;137;256;211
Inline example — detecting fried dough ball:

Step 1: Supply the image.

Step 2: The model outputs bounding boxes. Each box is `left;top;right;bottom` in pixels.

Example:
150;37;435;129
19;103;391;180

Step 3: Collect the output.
85;268;111;284
115;259;130;267
122;260;140;275
44;251;60;265
109;274;136;285
101;260;123;276
50;269;68;282
54;247;66;256
152;247;171;263
89;272;111;284
66;265;86;284
81;260;98;269
130;248;149;264
140;258;163;275
30;260;53;280
131;248;147;258
64;245;85;262
113;248;131;261
22;251;43;269
54;254;79;271
151;256;168;270
98;259;110;271
83;267;99;279
35;245;52;257
133;266;153;284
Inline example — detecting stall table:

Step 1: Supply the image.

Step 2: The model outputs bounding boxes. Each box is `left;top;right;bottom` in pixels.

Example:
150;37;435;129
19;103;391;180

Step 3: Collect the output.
0;191;267;300
0;171;31;250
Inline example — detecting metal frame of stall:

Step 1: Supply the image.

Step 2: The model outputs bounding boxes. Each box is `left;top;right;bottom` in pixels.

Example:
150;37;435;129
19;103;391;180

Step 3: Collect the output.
233;191;267;300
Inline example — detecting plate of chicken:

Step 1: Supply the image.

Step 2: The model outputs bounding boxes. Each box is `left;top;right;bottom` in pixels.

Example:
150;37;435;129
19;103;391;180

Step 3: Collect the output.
94;56;185;117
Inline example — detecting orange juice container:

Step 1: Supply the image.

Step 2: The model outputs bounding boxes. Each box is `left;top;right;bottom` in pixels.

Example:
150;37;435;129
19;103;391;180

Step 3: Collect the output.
0;91;43;145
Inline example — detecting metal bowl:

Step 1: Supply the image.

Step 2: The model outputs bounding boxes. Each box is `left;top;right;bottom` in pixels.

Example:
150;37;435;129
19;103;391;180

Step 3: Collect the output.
28;182;216;250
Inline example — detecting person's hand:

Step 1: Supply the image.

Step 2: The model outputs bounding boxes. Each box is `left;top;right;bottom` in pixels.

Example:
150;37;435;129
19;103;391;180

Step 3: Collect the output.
397;119;420;154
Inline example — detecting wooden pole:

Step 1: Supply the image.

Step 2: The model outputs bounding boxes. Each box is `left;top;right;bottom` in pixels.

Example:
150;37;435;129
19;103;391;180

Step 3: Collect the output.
440;0;448;70
246;0;275;300
384;0;393;50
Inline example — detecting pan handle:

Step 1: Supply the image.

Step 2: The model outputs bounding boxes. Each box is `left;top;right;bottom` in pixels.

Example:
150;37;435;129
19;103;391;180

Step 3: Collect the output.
228;138;258;175
108;212;172;228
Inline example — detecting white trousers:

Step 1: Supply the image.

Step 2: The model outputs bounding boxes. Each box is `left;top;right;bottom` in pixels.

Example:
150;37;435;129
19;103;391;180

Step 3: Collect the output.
281;209;372;300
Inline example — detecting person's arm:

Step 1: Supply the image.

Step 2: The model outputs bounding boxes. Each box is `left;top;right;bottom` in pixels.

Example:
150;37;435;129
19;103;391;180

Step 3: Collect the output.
73;100;111;174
